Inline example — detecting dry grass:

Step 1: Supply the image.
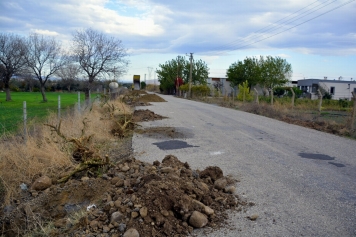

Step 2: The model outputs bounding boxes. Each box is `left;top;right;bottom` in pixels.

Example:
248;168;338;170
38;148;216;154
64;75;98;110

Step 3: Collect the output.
191;96;356;138
0;99;132;206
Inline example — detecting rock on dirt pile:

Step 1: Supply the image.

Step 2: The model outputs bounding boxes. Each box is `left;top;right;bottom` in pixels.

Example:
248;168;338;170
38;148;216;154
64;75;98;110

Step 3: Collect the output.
1;155;246;237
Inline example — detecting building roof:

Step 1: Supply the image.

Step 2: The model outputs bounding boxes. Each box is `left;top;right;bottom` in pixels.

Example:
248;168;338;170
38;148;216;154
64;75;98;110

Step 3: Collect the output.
297;79;356;84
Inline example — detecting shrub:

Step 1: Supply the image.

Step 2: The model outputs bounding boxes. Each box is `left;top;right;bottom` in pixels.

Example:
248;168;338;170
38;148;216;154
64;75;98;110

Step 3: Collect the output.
237;81;253;102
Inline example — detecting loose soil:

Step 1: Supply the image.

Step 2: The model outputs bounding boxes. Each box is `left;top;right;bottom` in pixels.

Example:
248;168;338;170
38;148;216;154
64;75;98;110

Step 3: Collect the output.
132;110;167;123
138;94;167;103
0;155;247;237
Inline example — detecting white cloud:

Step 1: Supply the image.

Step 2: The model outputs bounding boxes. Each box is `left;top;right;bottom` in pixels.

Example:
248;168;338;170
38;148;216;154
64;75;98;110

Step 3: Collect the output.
32;29;59;36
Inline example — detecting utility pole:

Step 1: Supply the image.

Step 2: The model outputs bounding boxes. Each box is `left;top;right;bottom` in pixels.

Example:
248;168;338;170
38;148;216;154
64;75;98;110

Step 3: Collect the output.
188;53;193;98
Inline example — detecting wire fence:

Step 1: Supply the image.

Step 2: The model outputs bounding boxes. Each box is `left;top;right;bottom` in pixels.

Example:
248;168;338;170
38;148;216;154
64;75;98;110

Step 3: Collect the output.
0;92;100;141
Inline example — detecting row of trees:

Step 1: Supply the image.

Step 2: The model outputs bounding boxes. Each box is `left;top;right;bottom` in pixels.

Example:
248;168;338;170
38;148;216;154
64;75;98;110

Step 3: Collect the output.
156;55;292;97
2;77;111;93
226;56;292;94
156;56;209;93
0;29;129;102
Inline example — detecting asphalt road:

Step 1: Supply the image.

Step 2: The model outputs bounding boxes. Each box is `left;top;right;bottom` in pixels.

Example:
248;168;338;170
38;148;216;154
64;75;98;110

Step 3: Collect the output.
132;94;356;237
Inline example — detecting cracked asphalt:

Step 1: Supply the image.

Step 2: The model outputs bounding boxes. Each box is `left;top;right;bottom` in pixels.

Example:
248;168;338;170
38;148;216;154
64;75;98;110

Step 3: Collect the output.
132;94;356;237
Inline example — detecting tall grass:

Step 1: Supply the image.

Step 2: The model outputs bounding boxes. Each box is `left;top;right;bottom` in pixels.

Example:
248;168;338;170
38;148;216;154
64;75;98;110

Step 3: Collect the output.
0;99;131;206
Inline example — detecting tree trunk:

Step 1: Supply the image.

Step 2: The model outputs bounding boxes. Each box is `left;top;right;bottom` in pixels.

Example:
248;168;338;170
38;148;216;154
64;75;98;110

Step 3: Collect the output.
40;84;47;102
4;76;12;101
270;89;274;105
290;88;295;109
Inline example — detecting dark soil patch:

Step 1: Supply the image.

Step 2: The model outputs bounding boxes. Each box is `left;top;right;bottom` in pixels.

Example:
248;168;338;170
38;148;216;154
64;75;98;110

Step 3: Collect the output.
138;94;166;103
1;155;247;237
135;127;187;139
132;109;167;123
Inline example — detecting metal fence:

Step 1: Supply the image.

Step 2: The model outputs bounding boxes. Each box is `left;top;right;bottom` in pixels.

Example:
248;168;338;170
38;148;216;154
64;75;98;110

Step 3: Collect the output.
0;92;98;141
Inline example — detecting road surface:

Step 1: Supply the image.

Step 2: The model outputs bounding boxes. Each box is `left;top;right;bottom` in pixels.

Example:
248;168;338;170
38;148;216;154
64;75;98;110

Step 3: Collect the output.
132;94;356;236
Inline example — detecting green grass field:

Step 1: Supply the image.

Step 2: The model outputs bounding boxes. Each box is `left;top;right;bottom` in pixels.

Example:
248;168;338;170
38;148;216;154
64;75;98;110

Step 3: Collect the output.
0;92;97;136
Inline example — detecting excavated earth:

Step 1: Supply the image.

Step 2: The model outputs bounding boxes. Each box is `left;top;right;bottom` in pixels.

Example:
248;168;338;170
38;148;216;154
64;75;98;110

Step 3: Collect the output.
0;95;249;237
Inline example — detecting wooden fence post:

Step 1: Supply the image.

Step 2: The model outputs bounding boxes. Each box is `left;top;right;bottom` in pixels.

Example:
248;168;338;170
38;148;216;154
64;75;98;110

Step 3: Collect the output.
317;89;322;115
23;101;27;144
290;88;295;109
254;88;259;104
350;92;356;131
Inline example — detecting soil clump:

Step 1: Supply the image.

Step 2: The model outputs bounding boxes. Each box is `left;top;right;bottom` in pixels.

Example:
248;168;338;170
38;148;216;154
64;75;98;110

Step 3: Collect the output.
0;155;247;237
138;94;166;103
132;110;167;123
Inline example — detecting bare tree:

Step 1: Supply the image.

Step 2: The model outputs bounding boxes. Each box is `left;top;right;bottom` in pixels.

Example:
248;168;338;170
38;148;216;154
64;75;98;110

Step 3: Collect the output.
0;33;27;101
55;64;80;92
24;33;66;102
71;28;129;99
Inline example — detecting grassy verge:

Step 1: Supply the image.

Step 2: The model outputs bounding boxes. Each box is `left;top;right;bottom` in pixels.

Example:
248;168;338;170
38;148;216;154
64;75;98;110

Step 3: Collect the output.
0;92;97;136
190;96;356;139
0;97;132;206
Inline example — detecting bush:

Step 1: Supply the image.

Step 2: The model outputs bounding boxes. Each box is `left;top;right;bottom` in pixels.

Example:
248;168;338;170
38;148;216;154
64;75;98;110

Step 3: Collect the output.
237;81;253;102
287;87;303;98
10;85;20;92
323;92;332;100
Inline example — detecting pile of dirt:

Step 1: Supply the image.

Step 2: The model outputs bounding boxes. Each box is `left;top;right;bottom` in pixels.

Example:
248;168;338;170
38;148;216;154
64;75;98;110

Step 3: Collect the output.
132;109;167;123
138;94;166;103
0;155;247;236
135;127;186;139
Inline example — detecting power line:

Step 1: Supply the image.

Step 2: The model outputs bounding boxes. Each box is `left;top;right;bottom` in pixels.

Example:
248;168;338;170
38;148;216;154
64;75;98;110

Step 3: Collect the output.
204;0;355;56
208;0;332;52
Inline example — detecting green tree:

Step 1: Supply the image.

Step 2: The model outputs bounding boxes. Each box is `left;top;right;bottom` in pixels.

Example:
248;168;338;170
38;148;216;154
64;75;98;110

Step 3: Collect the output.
140;81;146;89
226;57;261;88
237;80;253;102
259;56;292;105
156;56;209;94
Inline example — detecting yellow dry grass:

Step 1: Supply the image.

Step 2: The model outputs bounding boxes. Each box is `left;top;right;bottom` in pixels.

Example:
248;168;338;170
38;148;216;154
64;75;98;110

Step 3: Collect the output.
0;99;131;206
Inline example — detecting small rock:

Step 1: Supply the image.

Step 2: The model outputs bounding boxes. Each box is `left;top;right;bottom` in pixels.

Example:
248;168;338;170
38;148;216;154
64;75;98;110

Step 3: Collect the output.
203;206;214;216
20;183;28;191
31;176;52;191
111;211;124;223
224;186;236;194
121;165;130;172
160;210;169;217
123;228;139;237
103;226;110;233
118;223;126;232
101;174;109;180
114;199;122;208
248;214;259;221
131;211;139;218
115;179;124;187
124;179;130;187
139;206;148;217
90;220;99;228
214;178;227;190
189;211;208;228
81;177;89;182
111;177;121;185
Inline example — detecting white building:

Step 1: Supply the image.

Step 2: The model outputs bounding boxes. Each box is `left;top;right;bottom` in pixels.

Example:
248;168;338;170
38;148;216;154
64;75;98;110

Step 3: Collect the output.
297;79;356;100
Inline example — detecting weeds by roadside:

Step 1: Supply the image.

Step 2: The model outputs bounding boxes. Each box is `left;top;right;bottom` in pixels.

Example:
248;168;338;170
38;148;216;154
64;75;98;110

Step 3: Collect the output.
189;96;356;139
0;99;132;207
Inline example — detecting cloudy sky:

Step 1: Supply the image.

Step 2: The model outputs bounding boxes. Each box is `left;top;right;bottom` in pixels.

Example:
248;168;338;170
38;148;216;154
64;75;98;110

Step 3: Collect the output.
1;0;355;82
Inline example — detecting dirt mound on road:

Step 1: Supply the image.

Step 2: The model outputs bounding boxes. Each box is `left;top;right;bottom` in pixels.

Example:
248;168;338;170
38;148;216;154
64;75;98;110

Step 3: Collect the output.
1;155;247;237
132;109;167;123
138;94;166;103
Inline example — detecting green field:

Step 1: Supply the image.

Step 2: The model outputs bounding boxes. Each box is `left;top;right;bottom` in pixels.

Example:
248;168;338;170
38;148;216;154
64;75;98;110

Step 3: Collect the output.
0;92;97;136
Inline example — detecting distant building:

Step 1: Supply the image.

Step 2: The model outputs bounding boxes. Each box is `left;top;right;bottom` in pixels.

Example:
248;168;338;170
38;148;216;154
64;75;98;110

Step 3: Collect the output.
297;78;356;100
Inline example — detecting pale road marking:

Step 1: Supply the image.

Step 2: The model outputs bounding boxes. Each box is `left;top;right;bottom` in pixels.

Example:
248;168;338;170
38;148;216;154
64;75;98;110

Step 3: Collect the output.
210;151;225;155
